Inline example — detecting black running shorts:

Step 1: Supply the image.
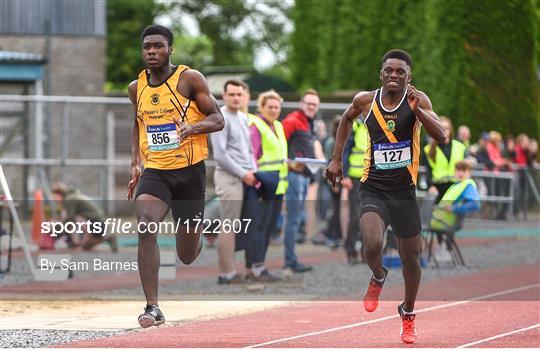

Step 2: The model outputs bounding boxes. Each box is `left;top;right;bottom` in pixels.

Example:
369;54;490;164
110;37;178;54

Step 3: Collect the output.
135;161;206;223
358;182;421;239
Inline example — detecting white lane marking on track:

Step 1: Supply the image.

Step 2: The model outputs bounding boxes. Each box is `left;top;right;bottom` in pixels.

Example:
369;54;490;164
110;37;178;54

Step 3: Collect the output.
456;323;540;348
244;283;540;348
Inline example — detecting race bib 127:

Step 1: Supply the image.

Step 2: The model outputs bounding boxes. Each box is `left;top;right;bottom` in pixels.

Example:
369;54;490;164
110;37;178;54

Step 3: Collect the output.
146;123;179;151
373;140;411;170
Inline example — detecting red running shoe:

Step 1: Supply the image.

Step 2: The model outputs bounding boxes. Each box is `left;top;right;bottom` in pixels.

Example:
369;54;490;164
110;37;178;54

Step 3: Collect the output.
398;303;417;344
363;266;388;312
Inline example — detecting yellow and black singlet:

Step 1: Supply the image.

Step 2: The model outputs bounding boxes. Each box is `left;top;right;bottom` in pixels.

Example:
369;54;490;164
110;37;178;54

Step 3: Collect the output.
136;65;208;170
361;88;421;191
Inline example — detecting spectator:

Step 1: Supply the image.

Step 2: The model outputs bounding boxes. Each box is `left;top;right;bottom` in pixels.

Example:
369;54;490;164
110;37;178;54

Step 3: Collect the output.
470;131;494;169
245;90;287;282
422;117;467;202
281;89;321;273
513;134;530;166
512;133;531;216
457;125;472;149
528;138;538;166
313;119;332;228
52;183;117;252
314;119;329;145
486;131;512;172
313;116;343;249
304;137;326;244
422;117;466;247
210;79;257;285
486;131;513;219
505;135;517;161
341;119;369;264
431;160;480;261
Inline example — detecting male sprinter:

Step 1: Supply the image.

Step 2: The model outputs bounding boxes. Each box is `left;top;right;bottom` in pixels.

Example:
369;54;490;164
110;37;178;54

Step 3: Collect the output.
127;24;224;328
326;49;445;343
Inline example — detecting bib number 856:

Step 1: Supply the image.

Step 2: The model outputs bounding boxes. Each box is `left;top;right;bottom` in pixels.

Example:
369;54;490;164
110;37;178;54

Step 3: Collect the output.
151;132;170;145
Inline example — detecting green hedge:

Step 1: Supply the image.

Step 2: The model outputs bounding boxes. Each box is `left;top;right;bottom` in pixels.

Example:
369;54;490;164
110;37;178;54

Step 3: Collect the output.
290;0;539;138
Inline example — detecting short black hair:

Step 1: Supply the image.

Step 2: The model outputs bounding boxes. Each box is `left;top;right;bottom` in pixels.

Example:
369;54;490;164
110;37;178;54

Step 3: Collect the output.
382;49;412;67
141;24;173;46
224;79;248;92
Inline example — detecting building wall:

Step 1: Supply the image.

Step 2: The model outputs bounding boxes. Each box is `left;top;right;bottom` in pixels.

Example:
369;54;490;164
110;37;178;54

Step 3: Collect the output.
0;0;106;36
1;35;107;198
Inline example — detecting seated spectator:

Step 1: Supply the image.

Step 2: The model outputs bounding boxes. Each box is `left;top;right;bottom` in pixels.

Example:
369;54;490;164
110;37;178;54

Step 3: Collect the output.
52;183;117;252
431;161;480;261
431;160;481;231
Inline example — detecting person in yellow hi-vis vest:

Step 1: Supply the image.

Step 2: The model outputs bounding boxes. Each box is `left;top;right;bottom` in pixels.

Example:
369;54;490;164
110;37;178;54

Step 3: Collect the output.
431;160;480;230
422;117;466;258
423;117;466;202
342;119;369;264
127;25;224;328
246;90;288;282
430;160;480;261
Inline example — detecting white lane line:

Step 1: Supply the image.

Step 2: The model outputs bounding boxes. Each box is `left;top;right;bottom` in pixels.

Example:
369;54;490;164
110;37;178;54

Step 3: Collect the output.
456;323;540;348
244;283;540;348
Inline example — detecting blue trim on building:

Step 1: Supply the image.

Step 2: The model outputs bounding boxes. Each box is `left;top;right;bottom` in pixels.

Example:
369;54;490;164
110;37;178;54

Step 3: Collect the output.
0;63;44;81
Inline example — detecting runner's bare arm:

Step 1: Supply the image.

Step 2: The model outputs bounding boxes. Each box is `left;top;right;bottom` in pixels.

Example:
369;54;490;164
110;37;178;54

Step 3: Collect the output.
407;85;445;143
127;80;141;200
326;91;374;185
175;69;224;140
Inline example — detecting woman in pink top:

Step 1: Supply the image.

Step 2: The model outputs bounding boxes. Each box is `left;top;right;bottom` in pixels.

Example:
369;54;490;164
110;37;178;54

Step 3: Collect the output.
485;131;512;219
486;131;512;172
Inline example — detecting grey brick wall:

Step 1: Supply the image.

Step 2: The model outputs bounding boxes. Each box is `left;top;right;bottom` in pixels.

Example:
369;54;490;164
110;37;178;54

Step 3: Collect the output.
1;35;107;198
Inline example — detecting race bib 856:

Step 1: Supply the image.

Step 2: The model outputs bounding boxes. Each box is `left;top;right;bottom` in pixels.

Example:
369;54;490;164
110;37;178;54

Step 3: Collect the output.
146;123;179;151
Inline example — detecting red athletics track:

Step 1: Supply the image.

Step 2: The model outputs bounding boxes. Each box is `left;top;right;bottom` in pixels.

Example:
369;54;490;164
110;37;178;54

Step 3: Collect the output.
60;263;540;348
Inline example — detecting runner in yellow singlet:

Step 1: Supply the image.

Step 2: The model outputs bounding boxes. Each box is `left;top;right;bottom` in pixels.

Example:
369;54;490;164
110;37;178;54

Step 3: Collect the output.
127;24;224;328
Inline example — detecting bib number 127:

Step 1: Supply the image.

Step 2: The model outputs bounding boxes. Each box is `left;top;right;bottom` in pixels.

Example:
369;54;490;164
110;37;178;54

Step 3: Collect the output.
373;140;411;170
382;150;402;163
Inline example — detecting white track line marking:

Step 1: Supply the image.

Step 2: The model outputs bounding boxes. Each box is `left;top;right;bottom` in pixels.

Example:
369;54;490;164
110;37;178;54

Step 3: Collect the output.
244;283;540;348
456;323;540;348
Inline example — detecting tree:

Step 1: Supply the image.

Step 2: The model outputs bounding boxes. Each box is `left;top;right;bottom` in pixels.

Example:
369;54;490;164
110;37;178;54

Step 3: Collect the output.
289;0;324;90
167;0;291;68
106;0;164;91
290;0;539;137
426;0;539;137
171;34;214;69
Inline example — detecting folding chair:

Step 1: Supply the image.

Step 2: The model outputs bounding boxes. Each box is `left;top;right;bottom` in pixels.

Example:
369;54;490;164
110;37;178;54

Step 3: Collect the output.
428;215;466;267
419;193;437;262
419;192;466;268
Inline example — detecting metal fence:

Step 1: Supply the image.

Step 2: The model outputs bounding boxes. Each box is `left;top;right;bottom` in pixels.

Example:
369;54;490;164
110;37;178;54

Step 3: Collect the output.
0;94;353;214
1;94;538;220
